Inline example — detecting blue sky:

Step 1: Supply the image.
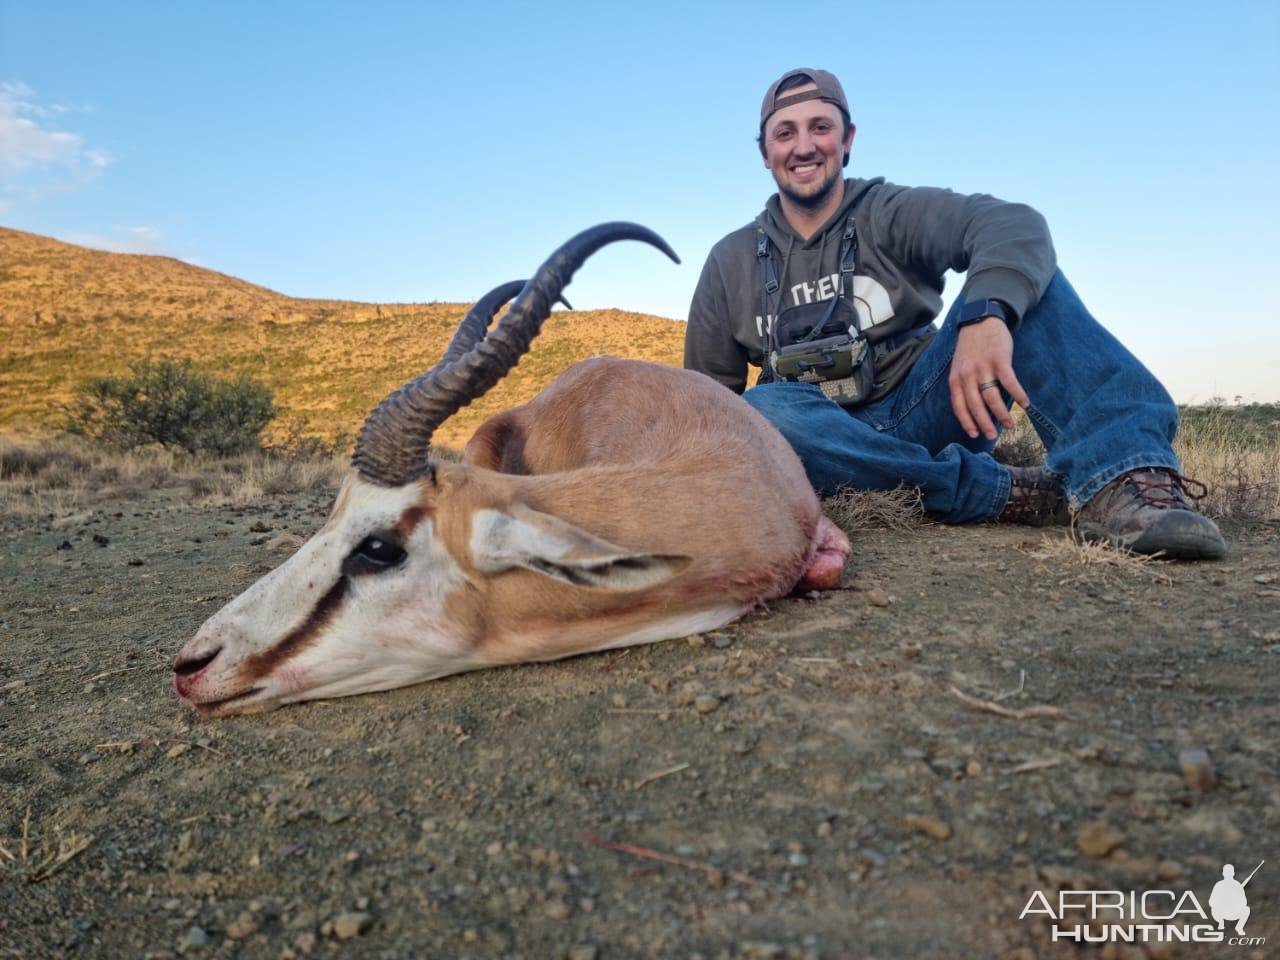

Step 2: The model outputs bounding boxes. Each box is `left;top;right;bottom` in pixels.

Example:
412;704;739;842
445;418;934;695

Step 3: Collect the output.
2;0;1277;403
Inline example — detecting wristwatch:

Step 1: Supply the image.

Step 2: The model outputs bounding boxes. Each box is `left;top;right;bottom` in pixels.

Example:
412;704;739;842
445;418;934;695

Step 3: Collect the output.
957;298;1013;328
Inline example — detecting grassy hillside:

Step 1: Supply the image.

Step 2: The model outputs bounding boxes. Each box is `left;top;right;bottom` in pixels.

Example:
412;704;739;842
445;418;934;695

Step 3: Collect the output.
0;226;685;448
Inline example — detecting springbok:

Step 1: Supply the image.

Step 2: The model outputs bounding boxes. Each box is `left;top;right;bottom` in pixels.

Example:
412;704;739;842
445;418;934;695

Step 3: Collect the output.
173;224;851;717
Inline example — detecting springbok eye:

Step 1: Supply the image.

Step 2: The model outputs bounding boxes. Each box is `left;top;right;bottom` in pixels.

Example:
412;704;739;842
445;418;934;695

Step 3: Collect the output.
343;534;407;576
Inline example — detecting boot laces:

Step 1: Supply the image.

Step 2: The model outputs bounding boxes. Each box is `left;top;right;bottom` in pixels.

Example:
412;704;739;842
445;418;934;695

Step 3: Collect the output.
1118;469;1208;509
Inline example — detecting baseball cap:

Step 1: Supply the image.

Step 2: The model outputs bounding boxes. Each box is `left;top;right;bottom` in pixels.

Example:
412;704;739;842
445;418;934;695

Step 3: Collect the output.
759;68;850;130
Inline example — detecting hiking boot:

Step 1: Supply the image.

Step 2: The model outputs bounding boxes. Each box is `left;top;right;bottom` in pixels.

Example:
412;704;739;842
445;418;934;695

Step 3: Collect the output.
1000;465;1070;526
1075;468;1226;560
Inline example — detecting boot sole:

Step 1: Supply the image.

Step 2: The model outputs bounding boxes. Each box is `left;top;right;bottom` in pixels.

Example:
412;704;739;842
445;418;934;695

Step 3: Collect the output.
1075;512;1227;561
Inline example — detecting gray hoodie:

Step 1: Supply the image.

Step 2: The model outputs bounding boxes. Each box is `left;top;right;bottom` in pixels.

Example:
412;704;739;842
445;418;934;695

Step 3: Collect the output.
684;177;1057;400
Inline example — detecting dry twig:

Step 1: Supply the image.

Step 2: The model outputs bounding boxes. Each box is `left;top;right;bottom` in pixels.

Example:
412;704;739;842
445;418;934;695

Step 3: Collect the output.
584;832;754;885
634;763;689;790
949;685;1067;720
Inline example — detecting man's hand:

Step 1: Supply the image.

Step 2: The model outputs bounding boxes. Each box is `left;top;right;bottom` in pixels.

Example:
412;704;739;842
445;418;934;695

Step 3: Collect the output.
947;317;1030;440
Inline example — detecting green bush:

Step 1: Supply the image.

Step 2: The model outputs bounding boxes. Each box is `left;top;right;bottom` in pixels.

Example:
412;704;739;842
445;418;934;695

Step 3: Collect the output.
68;358;276;456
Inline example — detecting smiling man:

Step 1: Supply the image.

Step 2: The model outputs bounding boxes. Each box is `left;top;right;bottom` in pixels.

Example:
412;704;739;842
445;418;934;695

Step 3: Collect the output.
684;67;1225;560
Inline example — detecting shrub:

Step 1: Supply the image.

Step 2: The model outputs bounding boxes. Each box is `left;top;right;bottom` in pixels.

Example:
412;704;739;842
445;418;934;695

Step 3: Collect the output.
68;358;276;456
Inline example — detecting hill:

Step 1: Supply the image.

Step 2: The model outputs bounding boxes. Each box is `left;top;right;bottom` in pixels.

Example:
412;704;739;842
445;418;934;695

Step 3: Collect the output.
0;226;686;448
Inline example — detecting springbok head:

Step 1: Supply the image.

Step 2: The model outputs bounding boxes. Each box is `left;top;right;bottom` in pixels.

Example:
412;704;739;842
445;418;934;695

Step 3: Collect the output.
173;224;681;716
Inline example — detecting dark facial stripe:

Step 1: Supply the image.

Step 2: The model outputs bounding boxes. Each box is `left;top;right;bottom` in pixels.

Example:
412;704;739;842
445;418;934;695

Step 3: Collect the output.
395;503;431;540
237;578;349;683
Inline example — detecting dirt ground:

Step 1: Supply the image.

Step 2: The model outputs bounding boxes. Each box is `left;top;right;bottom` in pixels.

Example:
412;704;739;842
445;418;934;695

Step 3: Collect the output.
1;481;1276;960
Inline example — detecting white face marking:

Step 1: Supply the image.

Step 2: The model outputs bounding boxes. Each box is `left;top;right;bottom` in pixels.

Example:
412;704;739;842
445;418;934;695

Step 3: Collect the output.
174;475;485;715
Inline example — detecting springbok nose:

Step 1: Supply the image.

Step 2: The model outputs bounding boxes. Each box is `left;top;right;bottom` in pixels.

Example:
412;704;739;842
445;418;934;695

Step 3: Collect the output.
174;648;221;677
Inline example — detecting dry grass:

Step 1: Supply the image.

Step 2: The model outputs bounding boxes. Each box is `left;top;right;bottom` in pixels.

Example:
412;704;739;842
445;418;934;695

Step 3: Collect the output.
1018;535;1175;583
0;432;347;515
0;807;94;884
1175;405;1280;522
822;485;925;534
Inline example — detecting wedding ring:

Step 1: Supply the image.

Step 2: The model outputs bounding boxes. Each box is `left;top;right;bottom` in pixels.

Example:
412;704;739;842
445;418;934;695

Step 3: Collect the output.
978;379;1000;391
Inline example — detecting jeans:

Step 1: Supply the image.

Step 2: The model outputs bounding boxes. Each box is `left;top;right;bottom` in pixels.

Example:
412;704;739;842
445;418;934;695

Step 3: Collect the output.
742;270;1180;523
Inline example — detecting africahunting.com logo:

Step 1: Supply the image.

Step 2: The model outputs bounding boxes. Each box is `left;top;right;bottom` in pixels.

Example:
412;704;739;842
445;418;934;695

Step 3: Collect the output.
1021;860;1266;947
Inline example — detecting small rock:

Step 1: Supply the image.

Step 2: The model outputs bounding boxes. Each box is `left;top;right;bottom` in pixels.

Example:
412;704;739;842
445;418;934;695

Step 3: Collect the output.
3;680;27;691
293;931;317;955
1078;821;1124;859
330;912;371;940
865;588;891;607
693;694;720;714
1178;748;1217;792
225;912;258;940
319;808;350;824
902;814;951;841
128;558;144;566
181;926;210;950
711;634;734;649
568;946;598;960
544;900;571;920
249;520;272;533
788;852;810;866
1156;860;1185;880
1254;573;1276;584
816;821;833;838
166;743;191;759
92;533;109;546
57;540;73;550
79;751;101;765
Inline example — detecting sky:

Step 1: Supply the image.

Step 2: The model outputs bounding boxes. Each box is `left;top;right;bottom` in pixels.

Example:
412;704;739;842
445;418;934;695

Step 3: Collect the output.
2;0;1277;404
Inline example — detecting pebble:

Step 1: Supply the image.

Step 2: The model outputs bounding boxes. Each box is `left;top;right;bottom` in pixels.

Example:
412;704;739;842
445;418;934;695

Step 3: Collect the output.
181;926;210;950
788;852;810;866
816;821;833;838
225;912;258;939
3;680;27;691
1078;821;1124;859
330;912;371;939
544;900;571;920
166;743;191;759
1178;748;1217;792
694;695;720;714
568;946;598;960
865;588;891;607
712;634;734;649
902;814;951;841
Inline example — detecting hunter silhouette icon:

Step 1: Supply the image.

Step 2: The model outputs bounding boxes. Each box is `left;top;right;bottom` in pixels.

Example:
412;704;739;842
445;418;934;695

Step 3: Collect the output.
1210;861;1264;935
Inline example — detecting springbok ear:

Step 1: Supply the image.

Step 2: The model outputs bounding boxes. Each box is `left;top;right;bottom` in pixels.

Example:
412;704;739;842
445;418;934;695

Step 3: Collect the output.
470;505;692;591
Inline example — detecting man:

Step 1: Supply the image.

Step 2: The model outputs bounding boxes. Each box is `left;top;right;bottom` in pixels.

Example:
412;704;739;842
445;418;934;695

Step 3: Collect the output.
684;67;1225;560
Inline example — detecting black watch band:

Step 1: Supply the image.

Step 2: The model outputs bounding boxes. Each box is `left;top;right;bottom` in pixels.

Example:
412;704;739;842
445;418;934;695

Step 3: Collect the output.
957;298;1011;328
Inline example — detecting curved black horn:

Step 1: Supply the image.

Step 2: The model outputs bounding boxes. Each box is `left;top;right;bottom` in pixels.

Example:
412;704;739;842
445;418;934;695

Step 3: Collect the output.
352;222;679;487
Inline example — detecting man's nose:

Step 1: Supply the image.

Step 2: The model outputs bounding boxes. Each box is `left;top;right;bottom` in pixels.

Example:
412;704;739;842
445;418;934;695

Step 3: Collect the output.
794;128;817;155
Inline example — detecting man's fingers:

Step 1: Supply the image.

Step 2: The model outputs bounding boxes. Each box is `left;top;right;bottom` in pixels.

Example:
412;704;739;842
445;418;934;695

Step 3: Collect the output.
1002;367;1030;411
950;379;978;439
965;380;998;440
983;383;1014;431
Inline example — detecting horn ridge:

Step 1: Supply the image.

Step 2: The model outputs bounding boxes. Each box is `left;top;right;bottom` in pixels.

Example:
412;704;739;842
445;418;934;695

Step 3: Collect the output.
353;223;679;487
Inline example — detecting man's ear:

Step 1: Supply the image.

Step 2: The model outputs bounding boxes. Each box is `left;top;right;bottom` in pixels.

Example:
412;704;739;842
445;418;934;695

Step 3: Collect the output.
842;122;856;168
470;504;692;591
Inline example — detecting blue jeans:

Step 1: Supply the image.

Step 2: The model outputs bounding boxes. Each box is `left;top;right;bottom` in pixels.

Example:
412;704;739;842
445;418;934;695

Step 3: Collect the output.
743;271;1180;523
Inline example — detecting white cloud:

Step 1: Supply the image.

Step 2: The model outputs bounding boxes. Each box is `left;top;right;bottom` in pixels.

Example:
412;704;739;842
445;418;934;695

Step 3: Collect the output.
0;81;108;190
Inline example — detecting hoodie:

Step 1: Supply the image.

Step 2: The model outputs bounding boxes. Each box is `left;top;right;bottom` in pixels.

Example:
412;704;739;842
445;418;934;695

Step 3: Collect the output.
684;177;1057;400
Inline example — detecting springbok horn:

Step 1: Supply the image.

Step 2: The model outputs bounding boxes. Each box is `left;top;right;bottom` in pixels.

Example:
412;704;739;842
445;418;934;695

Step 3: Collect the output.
352;222;679;487
433;282;574;375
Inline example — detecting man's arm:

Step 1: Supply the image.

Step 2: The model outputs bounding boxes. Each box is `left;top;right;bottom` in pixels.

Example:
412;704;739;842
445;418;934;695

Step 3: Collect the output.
871;185;1056;323
684;251;750;394
872;185;1056;439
